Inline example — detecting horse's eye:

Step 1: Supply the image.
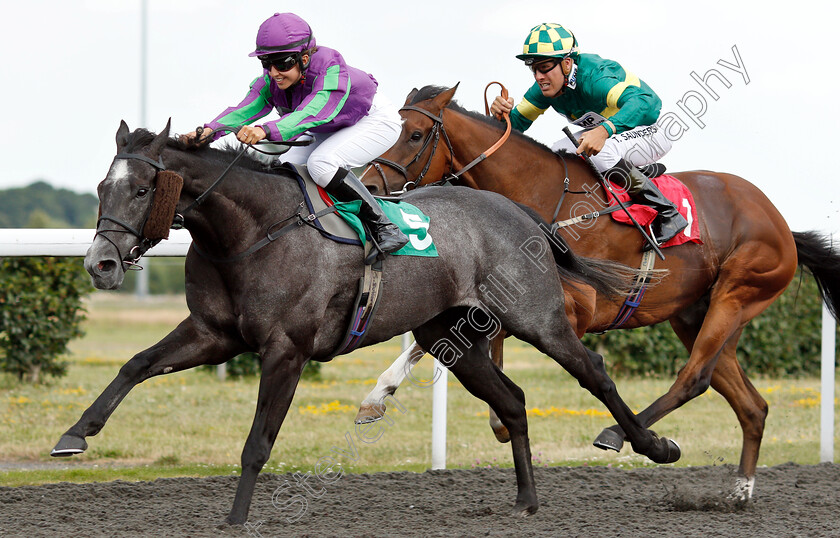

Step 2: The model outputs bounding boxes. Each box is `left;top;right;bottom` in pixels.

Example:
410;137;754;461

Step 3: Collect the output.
410;131;423;142
137;188;150;198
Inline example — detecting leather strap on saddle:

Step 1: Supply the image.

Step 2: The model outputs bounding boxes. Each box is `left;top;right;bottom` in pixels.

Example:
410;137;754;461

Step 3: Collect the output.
329;252;384;358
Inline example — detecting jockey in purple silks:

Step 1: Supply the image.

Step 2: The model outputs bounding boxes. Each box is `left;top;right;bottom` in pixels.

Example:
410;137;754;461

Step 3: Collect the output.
185;12;408;254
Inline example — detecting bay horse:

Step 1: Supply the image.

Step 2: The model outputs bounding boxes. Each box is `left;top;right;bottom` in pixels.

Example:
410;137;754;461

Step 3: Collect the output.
357;84;840;499
50;121;680;524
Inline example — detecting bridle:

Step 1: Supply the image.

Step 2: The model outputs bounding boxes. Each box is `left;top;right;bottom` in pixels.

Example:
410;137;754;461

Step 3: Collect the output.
370;105;455;195
369;84;511;196
95;152;171;270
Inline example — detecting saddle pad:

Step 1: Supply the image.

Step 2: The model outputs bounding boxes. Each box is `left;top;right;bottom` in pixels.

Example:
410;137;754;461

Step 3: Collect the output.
287;163;438;257
609;174;702;248
317;187;438;257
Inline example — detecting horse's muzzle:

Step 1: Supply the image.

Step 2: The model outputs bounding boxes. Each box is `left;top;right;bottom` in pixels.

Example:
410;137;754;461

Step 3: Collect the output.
84;241;127;290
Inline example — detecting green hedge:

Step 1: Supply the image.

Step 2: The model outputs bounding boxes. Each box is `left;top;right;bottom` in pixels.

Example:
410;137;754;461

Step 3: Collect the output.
582;271;839;377
0;257;92;383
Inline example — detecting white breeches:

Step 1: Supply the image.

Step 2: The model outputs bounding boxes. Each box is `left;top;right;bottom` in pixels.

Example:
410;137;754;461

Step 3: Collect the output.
277;92;402;187
551;122;674;172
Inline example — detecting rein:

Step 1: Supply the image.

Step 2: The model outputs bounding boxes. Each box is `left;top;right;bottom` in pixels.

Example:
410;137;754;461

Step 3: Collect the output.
180;126;311;215
370;83;513;195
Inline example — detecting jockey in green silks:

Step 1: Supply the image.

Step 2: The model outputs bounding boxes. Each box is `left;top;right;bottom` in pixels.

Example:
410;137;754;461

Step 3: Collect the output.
491;23;688;247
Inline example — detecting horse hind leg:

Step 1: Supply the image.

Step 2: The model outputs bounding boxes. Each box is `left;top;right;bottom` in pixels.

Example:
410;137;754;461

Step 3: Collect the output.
669;320;765;499
596;296;775;498
711;346;766;500
522;317;680;464
487;330;512;443
415;311;537;516
488;287;592;445
355;340;426;424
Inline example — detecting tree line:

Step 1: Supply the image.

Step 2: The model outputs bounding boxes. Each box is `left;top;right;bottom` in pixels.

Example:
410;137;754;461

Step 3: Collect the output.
0;181;98;228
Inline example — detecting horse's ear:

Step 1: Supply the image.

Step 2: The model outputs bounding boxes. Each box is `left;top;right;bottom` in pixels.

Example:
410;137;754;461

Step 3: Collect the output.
404;88;419;105
431;83;459;111
149;118;172;157
116;120;130;151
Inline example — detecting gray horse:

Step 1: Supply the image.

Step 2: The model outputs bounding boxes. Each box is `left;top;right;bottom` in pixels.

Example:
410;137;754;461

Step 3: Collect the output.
52;121;678;525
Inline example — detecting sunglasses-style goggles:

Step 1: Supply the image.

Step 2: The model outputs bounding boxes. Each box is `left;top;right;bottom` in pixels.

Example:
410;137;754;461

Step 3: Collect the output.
260;53;299;72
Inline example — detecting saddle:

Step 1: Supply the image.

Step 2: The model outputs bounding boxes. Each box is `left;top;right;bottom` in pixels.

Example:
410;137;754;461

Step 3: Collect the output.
275;162;439;258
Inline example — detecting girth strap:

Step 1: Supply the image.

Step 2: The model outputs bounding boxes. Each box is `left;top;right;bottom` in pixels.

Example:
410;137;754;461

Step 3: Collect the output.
604;250;657;331
550;204;622;232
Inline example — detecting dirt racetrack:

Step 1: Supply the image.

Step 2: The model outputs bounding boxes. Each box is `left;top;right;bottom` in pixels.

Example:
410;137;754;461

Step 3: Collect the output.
1;462;838;537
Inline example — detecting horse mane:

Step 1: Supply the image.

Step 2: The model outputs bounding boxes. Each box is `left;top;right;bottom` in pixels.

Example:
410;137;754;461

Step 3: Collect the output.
167;135;270;172
122;128;270;173
409;85;558;157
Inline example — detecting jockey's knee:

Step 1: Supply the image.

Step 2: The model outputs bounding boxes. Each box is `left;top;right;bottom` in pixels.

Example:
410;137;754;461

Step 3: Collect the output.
306;157;342;188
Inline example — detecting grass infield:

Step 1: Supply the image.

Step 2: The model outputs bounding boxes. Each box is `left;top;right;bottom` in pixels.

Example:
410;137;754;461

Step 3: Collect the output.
1;292;836;486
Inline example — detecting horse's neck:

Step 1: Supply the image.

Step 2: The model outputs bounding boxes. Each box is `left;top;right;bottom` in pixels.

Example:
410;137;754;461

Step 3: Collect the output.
447;112;598;220
167;148;300;253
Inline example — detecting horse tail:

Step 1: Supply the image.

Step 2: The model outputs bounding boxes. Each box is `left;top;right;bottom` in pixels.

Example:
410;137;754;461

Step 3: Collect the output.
793;231;840;320
513;202;649;299
545;230;645;300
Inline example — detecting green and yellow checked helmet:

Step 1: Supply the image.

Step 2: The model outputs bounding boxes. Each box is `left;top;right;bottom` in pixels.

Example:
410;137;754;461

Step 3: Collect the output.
515;23;579;65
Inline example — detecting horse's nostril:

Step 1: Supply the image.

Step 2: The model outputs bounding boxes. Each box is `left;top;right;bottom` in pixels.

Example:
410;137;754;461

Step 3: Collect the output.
366;185;379;195
97;260;117;273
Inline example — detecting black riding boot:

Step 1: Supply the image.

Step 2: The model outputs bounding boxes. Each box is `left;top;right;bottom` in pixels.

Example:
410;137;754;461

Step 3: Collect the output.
604;159;688;248
325;168;409;254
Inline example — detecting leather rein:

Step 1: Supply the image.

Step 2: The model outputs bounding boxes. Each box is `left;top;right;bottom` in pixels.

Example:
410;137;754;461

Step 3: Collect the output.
370;82;512;195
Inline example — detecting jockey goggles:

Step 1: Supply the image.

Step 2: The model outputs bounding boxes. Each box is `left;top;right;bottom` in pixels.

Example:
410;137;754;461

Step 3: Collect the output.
529;58;561;74
260;53;299;72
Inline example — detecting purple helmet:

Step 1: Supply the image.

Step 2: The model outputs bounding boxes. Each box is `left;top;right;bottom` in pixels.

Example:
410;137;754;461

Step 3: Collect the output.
248;13;315;57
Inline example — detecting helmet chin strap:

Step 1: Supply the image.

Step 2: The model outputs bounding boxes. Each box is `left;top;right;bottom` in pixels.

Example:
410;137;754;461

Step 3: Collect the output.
559;59;578;92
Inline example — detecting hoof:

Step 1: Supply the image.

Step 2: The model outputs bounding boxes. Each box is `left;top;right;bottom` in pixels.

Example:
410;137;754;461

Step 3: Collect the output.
728;476;755;501
593;427;624;452
647;435;680;464
354;403;386;425
511;501;538;517
492;425;511;444
661;437;681;464
51;434;87;457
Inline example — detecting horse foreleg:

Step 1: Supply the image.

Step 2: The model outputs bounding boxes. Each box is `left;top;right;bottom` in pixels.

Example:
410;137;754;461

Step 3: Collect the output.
355;340;425;424
228;346;307;525
52;316;241;457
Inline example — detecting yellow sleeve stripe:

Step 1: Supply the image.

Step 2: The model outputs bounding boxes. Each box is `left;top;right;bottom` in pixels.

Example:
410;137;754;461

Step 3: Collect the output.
516;98;548;122
606;71;641;109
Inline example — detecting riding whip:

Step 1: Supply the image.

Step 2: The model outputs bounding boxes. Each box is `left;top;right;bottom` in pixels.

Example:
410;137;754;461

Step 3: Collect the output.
562;127;665;260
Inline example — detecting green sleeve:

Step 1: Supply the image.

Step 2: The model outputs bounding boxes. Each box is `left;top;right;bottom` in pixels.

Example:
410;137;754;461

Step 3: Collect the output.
509;82;552;132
